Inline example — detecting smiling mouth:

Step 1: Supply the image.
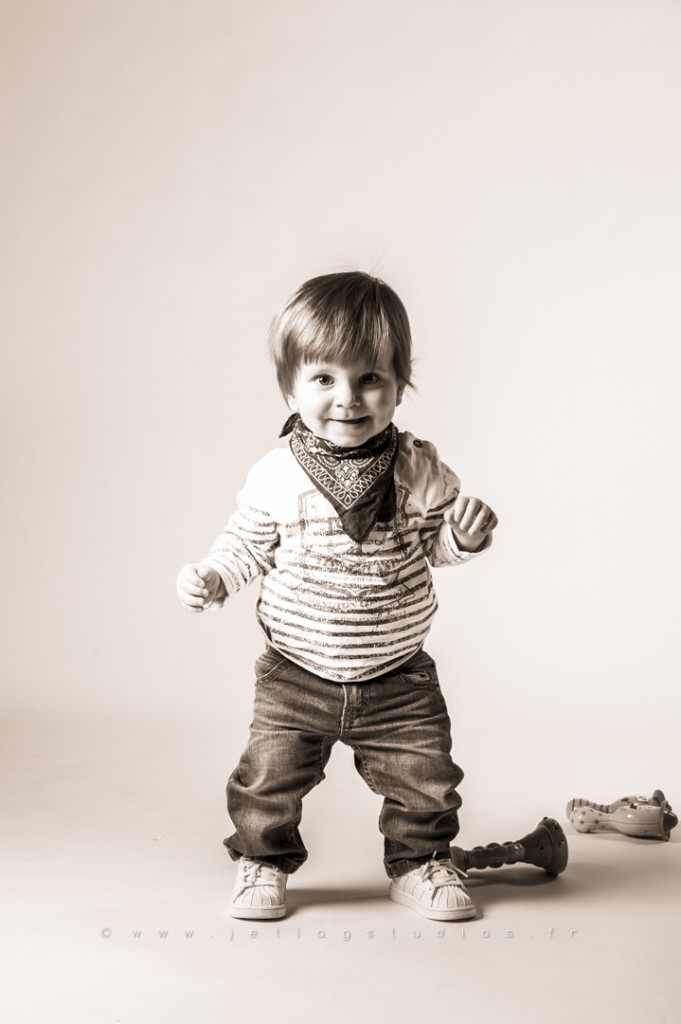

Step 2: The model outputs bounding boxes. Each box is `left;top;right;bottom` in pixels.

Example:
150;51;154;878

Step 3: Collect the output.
332;417;368;424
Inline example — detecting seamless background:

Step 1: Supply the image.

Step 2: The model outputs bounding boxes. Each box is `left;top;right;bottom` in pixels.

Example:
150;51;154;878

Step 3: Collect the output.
2;2;680;1021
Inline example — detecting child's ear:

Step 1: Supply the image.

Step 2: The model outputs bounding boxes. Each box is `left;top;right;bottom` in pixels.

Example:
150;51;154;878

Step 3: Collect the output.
396;384;405;407
286;394;299;412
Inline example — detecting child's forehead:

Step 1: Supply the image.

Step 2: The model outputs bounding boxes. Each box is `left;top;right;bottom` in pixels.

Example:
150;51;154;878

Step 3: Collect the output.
301;354;393;373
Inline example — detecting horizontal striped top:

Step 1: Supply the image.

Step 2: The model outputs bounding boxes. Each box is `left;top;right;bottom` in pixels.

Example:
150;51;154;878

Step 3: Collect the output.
203;431;488;682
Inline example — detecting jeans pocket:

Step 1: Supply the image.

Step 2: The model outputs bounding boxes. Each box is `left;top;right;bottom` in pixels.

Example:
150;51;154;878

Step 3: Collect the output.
254;648;288;683
396;650;440;688
400;669;439;687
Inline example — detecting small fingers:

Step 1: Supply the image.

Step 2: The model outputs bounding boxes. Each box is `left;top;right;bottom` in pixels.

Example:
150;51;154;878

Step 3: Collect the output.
444;494;467;526
177;589;208;610
178;564;205;587
468;505;498;536
196;565;217;584
484;509;498;534
180;581;210;598
446;497;497;536
458;498;482;533
177;564;214;610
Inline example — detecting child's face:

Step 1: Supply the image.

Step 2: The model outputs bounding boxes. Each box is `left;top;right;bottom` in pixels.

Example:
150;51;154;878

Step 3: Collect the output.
287;354;403;447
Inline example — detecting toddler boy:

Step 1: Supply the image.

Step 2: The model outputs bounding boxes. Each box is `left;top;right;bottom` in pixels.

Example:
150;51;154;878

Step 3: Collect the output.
177;271;497;921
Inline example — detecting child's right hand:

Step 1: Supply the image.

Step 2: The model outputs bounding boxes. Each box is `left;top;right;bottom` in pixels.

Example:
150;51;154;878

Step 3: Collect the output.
176;563;225;612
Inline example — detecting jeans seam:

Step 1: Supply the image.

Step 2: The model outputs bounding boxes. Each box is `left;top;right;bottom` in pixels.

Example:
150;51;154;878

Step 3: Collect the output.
339;685;349;736
352;744;379;795
317;736;331;782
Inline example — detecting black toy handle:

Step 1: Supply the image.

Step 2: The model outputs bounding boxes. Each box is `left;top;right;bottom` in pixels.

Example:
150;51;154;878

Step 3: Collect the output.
450;817;568;876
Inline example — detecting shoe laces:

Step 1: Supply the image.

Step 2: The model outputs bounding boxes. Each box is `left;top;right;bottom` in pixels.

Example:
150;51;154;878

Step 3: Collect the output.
238;858;282;891
417;859;469;891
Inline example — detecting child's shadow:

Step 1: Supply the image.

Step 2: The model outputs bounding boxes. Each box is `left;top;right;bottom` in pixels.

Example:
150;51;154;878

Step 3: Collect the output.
286;870;558;917
287;884;386;914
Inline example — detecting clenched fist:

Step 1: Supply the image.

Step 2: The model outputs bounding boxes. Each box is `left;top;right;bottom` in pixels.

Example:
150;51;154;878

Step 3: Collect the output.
444;495;497;553
176;564;226;613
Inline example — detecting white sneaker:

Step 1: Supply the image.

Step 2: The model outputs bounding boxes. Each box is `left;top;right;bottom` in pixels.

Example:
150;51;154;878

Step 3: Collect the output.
229;857;288;920
389;858;476;921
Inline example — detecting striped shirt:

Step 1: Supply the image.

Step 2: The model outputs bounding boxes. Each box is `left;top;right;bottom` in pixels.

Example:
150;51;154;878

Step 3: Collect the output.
203;431;488;682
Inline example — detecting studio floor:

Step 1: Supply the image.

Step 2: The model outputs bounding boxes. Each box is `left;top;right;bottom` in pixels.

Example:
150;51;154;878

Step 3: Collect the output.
3;712;680;1024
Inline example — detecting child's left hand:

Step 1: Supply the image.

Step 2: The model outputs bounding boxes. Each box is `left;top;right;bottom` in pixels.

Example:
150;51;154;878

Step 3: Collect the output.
444;495;498;553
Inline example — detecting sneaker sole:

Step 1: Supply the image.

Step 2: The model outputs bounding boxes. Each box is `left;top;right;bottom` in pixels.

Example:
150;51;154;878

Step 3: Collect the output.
228;903;287;920
389;885;477;921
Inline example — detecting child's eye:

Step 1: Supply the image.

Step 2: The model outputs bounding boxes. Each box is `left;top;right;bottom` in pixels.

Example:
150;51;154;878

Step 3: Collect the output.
314;374;334;386
360;373;380;386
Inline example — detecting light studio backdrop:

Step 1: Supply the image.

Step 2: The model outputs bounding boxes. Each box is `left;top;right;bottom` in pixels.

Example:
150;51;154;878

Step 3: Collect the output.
3;2;680;1022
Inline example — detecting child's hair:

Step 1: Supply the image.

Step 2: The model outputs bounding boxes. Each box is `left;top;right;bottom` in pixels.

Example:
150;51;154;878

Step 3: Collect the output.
268;271;413;397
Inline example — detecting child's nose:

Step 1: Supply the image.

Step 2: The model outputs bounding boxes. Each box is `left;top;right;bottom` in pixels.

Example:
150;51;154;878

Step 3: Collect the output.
335;381;360;407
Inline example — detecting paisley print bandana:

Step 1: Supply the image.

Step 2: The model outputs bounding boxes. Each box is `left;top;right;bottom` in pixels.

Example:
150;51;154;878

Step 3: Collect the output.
280;414;399;543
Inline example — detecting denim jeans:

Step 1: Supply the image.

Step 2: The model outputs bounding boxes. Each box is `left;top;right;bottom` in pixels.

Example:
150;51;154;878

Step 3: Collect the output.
224;648;464;878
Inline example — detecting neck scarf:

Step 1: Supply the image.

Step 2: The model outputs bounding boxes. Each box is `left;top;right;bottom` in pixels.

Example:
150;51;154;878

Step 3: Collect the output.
280;414;399;543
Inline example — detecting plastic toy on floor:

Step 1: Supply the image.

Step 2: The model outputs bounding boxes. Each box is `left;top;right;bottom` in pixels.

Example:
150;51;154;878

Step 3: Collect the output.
450;817;568;876
566;790;677;841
